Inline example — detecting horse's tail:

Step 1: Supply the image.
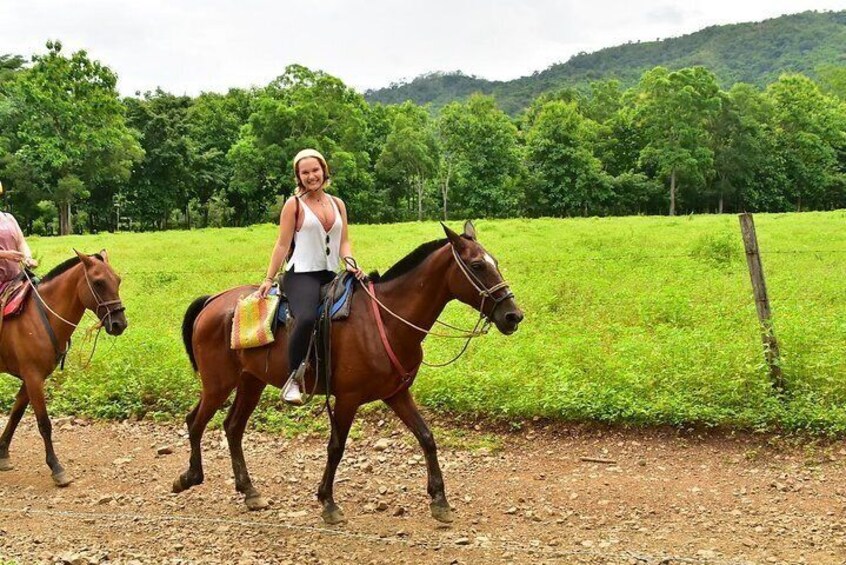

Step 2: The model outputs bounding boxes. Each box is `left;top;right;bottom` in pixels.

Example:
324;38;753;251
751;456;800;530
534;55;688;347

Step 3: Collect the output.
182;295;211;372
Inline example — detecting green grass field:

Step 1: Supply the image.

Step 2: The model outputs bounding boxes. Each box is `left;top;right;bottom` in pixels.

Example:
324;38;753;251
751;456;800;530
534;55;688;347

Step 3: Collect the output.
2;212;845;433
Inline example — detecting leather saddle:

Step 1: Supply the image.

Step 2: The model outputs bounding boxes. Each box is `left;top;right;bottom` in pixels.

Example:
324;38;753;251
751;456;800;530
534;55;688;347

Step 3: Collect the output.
1;277;32;319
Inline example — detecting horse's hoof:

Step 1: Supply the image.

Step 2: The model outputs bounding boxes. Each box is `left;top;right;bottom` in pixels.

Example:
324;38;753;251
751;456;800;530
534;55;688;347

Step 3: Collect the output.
0;457;11;472
245;495;269;511
172;477;187;493
430;502;454;523
172;472;202;493
52;471;73;487
321;505;346;525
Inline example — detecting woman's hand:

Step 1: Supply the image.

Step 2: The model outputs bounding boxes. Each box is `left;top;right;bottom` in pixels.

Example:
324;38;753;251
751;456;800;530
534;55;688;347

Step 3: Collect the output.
257;278;274;299
344;257;365;281
0;250;25;262
24;257;38;269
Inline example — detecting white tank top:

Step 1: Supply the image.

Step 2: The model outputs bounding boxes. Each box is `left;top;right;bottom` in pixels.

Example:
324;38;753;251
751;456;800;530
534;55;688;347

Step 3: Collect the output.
285;196;342;272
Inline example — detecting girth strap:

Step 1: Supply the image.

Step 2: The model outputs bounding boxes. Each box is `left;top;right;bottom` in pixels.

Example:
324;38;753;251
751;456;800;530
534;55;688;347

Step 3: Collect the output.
33;292;68;366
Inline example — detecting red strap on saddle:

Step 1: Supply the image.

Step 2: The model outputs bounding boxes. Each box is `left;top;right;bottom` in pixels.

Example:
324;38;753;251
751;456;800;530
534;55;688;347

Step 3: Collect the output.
368;281;417;394
2;281;30;318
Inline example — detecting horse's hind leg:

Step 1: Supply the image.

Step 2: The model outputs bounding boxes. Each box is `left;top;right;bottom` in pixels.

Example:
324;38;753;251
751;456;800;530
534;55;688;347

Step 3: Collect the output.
224;374;267;511
24;376;72;487
172;386;230;493
384;389;453;523
0;384;29;471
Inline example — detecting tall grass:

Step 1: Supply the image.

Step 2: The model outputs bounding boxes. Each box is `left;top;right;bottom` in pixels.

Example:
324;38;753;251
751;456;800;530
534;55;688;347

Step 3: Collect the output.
1;212;844;433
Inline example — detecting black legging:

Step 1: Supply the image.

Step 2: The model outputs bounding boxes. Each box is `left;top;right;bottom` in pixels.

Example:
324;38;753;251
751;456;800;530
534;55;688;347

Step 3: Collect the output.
283;269;335;374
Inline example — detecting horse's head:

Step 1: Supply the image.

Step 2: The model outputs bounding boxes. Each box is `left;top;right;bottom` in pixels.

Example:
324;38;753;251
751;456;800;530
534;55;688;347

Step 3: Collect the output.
75;249;127;336
442;221;524;335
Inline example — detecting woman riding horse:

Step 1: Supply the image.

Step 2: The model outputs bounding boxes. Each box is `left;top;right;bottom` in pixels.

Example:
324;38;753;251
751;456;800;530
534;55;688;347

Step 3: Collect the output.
257;149;363;405
177;221;523;524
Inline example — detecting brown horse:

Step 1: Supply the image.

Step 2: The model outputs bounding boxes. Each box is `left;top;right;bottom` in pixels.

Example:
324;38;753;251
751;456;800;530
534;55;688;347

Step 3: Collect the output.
0;251;127;486
177;222;523;524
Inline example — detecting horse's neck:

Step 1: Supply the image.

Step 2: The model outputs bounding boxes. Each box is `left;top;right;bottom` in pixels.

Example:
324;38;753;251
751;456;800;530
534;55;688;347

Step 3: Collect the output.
35;267;86;345
373;246;453;345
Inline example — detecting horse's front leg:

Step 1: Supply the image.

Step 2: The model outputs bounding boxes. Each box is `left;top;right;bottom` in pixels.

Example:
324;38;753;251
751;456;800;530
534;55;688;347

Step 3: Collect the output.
24;375;72;486
0;384;30;471
317;396;359;525
384;388;453;523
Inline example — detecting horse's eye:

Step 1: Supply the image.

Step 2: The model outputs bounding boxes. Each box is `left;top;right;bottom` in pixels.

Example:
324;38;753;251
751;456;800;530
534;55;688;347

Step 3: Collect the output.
471;262;485;271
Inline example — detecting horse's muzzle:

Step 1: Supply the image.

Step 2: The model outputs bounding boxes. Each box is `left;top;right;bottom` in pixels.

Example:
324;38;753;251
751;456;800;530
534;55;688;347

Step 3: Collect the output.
495;305;524;335
105;313;128;336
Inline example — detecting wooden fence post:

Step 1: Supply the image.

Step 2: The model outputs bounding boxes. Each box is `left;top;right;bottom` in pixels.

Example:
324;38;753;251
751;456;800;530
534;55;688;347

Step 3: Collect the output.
738;213;784;391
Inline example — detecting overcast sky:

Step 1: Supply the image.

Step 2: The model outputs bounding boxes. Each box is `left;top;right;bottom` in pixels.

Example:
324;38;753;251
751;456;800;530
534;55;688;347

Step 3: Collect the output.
2;0;845;96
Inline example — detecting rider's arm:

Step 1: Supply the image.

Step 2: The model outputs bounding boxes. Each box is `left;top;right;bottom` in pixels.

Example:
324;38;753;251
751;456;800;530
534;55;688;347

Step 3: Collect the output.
258;197;298;297
337;198;353;262
0;249;23;261
9;215;35;267
335;198;363;279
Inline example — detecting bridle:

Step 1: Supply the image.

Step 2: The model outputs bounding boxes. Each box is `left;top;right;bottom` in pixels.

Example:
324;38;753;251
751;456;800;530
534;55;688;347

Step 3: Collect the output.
80;262;126;330
449;244;514;325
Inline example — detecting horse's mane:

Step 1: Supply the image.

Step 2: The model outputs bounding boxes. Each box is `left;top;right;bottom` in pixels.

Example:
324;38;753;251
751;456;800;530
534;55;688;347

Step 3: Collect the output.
40;253;104;283
368;238;449;284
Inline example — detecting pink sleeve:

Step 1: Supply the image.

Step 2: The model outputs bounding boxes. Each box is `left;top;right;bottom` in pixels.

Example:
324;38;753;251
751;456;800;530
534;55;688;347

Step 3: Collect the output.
9;215;32;258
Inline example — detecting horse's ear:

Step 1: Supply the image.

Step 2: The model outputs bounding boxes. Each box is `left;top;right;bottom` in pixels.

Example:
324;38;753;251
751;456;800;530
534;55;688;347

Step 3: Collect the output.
441;222;463;247
100;249;109;263
463;220;477;240
74;249;94;267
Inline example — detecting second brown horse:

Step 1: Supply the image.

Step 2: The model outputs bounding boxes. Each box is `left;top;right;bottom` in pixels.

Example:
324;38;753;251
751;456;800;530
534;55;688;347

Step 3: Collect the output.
176;222;523;524
0;251;127;486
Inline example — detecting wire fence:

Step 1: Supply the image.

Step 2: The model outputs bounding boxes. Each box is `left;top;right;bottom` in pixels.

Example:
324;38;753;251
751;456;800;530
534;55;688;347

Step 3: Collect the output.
104;245;846;276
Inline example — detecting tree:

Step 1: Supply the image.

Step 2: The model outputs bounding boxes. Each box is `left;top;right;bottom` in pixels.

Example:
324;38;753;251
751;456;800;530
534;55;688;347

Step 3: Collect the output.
123;90;194;230
634;67;721;215
0;54;25;87
1;41;141;234
707;86;765;212
582;79;624;124
186;88;253;225
766;74;846;211
375;103;439;221
816;65;846;100
437;95;522;218
524;100;612;216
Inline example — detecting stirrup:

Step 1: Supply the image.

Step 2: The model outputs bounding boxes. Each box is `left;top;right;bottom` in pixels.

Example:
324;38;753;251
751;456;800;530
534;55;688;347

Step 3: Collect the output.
282;363;306;406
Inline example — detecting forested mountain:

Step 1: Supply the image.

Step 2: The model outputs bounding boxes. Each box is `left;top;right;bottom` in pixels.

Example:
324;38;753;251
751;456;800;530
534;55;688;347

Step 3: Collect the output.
365;10;846;114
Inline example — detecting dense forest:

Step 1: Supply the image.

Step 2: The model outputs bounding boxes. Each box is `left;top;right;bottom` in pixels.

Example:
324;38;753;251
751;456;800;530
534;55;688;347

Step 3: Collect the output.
366;10;846;114
0;25;845;234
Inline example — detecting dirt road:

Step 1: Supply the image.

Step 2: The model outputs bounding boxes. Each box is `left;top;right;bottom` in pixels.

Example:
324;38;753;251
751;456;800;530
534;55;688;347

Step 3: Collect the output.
0;414;844;564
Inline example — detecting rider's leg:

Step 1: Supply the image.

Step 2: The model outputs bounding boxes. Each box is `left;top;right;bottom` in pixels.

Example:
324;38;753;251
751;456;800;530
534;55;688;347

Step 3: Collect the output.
281;269;334;405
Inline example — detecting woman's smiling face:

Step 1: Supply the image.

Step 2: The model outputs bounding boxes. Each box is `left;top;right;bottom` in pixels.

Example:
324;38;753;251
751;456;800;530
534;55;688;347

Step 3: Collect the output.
297;157;325;191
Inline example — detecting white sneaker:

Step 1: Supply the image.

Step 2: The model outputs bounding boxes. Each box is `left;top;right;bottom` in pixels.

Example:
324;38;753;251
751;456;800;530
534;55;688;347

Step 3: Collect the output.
282;374;304;406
